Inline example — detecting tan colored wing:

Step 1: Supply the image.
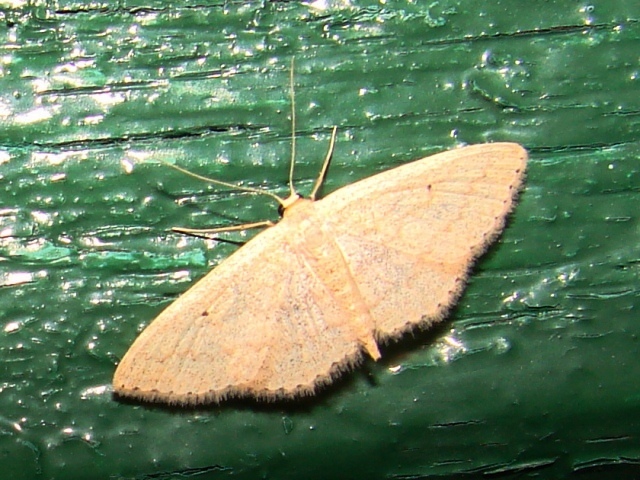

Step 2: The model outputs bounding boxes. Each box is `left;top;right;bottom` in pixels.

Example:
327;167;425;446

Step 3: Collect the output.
313;143;527;340
114;142;526;404
113;212;376;405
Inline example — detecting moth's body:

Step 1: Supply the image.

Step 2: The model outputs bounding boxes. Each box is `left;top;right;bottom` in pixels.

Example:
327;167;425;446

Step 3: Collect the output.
280;198;382;360
113;143;527;405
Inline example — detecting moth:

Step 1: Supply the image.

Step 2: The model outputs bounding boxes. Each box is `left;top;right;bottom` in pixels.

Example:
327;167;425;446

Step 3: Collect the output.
113;63;527;405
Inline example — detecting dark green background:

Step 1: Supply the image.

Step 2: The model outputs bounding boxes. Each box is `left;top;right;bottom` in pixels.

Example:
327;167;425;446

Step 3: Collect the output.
1;1;639;479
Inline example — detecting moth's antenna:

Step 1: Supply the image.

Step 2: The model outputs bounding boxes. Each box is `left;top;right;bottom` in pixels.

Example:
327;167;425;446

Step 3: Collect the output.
288;57;297;198
156;160;286;206
155;60;303;212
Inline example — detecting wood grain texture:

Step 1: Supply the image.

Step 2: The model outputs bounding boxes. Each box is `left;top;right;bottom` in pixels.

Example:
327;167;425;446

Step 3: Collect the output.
1;1;639;479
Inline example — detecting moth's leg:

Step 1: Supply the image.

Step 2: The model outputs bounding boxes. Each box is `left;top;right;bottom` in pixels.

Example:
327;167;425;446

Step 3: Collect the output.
172;220;275;236
310;125;338;201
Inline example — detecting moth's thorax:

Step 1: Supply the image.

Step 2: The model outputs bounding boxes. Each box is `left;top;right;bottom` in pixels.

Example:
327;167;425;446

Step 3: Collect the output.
279;196;325;248
281;196;316;221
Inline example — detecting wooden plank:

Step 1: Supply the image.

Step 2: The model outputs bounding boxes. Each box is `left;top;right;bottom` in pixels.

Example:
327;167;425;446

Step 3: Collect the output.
1;1;639;478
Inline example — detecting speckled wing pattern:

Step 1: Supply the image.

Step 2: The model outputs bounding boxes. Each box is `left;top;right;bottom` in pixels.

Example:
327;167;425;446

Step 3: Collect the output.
113;143;527;405
316;143;528;338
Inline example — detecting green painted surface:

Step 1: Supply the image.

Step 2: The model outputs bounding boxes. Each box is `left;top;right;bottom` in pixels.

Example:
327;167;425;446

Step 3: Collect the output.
1;1;639;479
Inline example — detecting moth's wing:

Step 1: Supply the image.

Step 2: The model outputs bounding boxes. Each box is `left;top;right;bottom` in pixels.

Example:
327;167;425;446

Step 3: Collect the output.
113;222;367;405
314;143;527;340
